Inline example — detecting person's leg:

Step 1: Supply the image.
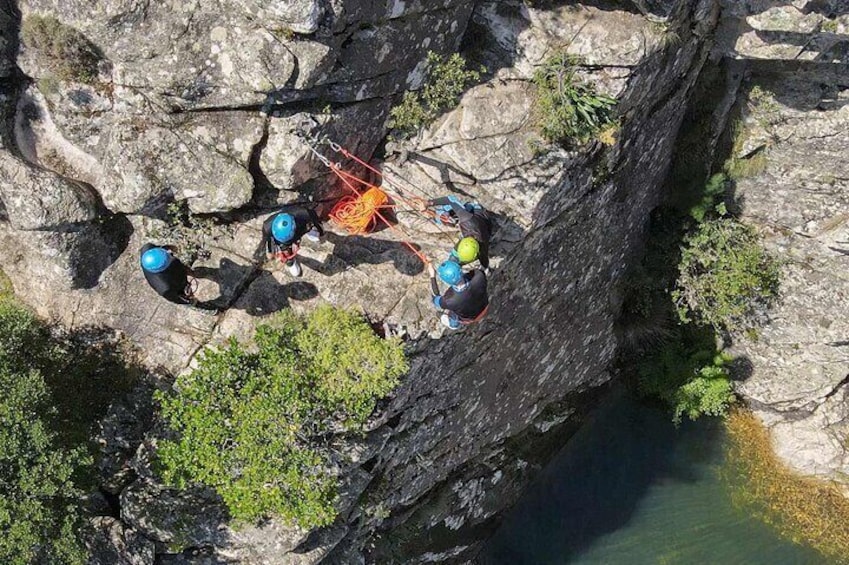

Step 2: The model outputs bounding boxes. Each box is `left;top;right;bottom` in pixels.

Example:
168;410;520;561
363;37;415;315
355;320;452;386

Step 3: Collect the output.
305;228;321;243
440;312;461;330
286;256;303;277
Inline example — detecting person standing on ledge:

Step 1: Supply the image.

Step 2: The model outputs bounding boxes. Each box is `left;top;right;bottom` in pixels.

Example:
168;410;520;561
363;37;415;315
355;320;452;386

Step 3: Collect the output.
261;205;324;277
428;260;489;330
425;195;493;273
139;244;216;311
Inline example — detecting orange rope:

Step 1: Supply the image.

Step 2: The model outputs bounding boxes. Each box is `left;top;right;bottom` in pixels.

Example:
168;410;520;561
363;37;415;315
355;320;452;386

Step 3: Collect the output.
338;147;430;210
331;145;460;242
327;165;431;265
330;187;389;235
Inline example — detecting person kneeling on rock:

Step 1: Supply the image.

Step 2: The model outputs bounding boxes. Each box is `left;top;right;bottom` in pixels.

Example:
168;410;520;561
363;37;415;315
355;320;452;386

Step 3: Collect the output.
140;244;216;311
425;195;493;274
429;260;489;330
262;206;324;277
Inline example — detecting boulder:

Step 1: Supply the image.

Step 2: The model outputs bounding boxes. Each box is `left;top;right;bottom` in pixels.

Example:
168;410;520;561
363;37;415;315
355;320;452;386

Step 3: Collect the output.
87;517;156;565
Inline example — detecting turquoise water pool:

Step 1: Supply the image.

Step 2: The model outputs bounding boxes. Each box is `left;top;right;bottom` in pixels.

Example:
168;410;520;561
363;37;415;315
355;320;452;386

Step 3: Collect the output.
481;390;828;565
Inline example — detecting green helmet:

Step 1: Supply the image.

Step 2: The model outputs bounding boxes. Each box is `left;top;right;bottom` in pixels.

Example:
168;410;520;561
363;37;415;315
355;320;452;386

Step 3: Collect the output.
456;237;480;264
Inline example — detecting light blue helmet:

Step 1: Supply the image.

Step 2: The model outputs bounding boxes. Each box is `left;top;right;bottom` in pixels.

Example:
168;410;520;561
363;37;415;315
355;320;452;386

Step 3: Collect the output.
141;247;171;273
271;213;296;243
437;260;463;286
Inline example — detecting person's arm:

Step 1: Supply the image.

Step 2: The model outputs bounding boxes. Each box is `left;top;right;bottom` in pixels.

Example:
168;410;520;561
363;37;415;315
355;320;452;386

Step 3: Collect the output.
448;200;474;223
478;241;490;270
163;289;193;305
306;207;325;236
261;216;276;255
428;263;441;297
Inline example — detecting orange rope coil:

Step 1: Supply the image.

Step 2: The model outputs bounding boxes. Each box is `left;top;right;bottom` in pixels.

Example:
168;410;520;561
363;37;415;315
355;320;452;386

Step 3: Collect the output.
330;186;389;235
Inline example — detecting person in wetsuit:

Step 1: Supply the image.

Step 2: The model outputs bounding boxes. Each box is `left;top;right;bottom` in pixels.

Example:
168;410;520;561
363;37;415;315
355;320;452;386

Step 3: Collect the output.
261;205;324;277
426;195;494;272
428;260;489;330
139;244;216;311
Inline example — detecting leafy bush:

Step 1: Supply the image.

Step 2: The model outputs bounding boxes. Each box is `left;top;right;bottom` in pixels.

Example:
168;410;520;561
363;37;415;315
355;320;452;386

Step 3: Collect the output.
156;306;408;527
687;172;728;223
637;325;735;425
532;51;616;145
673;218;780;333
388;52;483;138
0;300;89;564
21;15;101;83
148;201;226;264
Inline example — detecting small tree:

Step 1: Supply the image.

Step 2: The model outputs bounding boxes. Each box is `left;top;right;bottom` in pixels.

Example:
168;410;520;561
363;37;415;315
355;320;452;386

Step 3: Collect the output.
0;300;89;565
532;51;617;145
636;325;735;425
156;306;408;527
673;218;780;333
388;52;483;138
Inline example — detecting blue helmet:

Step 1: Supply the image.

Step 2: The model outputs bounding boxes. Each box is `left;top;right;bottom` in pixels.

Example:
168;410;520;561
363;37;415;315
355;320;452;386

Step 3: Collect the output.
437;261;463;286
271;213;296;243
141;247;171;273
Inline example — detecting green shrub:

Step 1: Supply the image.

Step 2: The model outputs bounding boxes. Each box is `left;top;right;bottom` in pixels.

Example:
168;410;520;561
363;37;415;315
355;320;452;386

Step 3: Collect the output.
0;300;89;564
637;325;735;425
148;201;226;264
388;52;483;138
21;15;101;83
532;51;616;145
156;306;408;527
673;218;780;333
687;172;728;223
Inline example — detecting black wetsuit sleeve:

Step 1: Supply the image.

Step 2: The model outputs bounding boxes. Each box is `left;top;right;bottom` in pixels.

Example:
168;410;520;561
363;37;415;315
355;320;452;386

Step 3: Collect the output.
162;288;192;305
430;275;440;296
307;207;325;236
262;214;277;254
429;197;450;207
448;201;475;223
477;240;490;270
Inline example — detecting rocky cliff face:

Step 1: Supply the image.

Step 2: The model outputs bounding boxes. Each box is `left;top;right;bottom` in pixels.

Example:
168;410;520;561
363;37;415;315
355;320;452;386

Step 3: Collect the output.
4;0;846;563
714;0;849;491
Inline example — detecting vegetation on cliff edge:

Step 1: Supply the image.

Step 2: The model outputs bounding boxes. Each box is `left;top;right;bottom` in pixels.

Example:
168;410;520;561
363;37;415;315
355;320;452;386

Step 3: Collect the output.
156;305;408;527
724;410;849;563
389;51;483;139
21;15;101;84
532;51;617;146
619;69;780;424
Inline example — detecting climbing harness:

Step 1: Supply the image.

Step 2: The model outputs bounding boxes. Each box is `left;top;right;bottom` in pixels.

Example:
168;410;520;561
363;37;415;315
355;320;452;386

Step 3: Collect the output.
274;243;300;264
184;278;199;297
460;304;489;325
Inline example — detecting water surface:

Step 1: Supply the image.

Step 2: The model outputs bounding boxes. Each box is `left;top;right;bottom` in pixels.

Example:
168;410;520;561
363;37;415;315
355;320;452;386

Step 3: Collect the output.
481;390;828;565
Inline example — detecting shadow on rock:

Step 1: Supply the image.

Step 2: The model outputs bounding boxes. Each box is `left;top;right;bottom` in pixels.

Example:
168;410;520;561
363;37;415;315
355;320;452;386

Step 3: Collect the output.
193;257;319;316
300;232;426;277
69;214;134;290
238;272;318;317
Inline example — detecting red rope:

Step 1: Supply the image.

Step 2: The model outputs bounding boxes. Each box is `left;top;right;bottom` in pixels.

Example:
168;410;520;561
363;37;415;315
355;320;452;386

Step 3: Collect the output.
332;146;460;242
327;165;431;265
